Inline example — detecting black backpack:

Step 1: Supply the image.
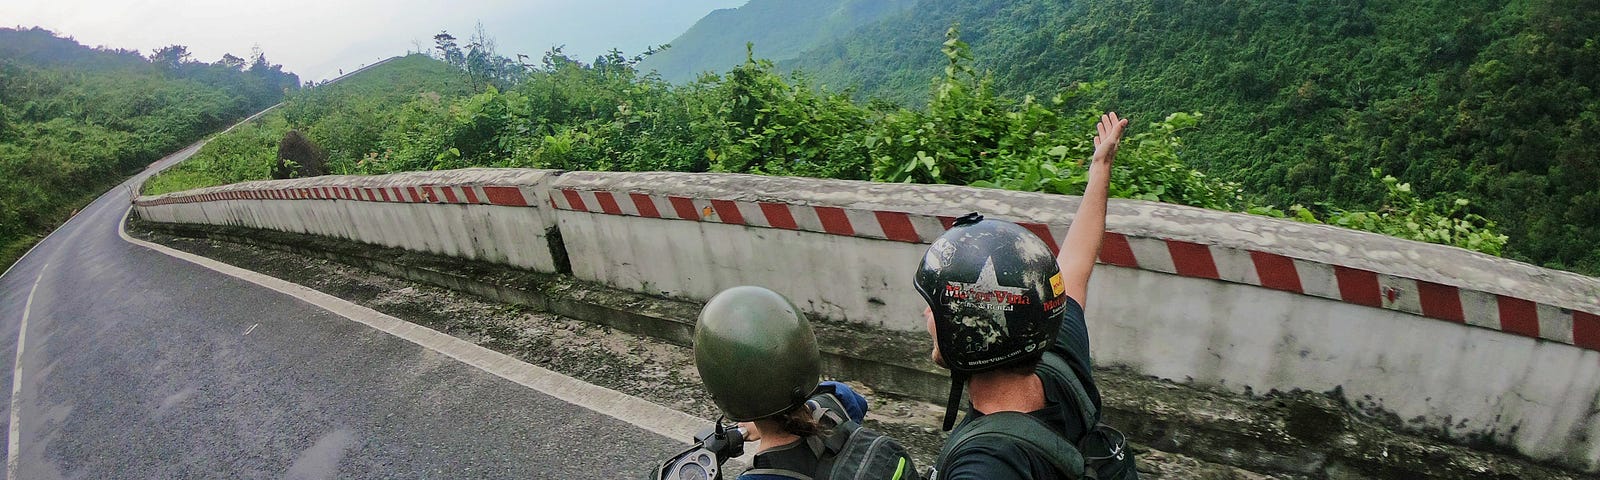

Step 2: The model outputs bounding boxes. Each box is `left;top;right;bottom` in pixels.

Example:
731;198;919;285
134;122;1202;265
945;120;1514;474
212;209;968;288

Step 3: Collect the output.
932;353;1136;480
742;391;919;480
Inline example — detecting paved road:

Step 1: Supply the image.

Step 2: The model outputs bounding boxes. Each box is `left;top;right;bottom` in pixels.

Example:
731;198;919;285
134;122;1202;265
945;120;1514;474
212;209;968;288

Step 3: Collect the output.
0;144;686;478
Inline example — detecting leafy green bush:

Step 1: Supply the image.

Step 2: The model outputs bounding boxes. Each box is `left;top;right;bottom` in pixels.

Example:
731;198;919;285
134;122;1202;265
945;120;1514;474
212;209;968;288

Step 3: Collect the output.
882;29;1242;210
697;48;871;179
1250;169;1508;255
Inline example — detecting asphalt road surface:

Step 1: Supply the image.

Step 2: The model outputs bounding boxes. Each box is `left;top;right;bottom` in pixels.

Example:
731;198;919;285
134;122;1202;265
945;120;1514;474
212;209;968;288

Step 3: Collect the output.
0;144;688;478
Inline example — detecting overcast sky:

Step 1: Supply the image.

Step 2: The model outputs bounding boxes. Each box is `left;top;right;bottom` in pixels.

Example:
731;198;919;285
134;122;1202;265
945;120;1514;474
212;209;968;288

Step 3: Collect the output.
1;0;747;81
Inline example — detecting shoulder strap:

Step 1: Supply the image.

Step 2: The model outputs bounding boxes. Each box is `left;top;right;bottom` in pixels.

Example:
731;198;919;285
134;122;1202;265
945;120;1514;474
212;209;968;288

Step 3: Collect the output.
809;419;863;480
1037;352;1098;438
806;393;850;428
936;411;1085;478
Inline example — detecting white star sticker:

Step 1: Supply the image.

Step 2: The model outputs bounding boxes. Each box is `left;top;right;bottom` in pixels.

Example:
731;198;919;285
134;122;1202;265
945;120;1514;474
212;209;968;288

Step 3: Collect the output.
965;257;1026;336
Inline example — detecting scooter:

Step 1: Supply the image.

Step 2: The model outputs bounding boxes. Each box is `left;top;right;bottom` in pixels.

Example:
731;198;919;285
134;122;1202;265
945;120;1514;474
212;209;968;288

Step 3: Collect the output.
648;419;746;480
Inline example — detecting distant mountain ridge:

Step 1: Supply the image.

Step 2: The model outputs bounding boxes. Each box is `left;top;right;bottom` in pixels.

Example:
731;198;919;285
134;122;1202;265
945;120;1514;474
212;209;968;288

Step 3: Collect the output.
637;0;916;82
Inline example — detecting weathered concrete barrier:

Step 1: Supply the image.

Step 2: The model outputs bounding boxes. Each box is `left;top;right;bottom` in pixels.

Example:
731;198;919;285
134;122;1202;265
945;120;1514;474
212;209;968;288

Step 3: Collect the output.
136;169;561;272
136;169;1600;472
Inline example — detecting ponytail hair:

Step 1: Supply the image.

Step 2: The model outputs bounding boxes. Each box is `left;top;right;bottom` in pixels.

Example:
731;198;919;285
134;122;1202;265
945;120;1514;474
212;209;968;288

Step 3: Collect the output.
773;404;824;438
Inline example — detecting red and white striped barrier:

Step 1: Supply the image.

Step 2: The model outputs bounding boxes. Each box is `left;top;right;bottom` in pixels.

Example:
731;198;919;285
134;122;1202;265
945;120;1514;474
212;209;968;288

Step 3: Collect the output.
135;172;1600;353
135;184;535;208
545;186;1600;353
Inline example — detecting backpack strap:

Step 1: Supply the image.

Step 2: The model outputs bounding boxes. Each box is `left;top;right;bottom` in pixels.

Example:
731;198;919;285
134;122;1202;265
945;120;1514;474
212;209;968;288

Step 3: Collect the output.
811;419;867;480
1040;352;1132;479
1036;352;1099;437
806;393;850;428
936;412;1086;478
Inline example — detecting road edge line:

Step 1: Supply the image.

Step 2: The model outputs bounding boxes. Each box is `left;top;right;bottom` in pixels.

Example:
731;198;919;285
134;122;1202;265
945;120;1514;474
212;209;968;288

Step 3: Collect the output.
116;208;720;452
6;263;47;480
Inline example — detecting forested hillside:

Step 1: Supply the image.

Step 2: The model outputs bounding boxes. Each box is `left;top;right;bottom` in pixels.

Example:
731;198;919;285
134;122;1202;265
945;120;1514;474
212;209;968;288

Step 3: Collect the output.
150;30;1507;261
636;0;917;83
789;0;1599;274
144;54;472;195
0;27;298;267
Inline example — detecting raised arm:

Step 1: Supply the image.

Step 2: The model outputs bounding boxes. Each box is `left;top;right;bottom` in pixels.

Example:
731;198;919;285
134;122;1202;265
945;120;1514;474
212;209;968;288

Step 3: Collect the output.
1058;112;1127;309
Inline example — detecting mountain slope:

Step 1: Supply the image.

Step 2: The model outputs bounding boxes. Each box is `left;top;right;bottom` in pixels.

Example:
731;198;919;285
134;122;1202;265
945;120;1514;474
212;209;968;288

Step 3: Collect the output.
786;0;1600;274
637;0;917;82
0;27;298;267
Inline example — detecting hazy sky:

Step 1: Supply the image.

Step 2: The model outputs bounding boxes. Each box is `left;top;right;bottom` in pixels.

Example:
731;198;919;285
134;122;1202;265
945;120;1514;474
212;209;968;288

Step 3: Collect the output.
1;0;747;81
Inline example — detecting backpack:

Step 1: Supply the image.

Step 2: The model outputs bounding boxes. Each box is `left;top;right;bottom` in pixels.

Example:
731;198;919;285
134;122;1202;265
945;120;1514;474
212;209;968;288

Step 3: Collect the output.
931;353;1136;480
741;391;919;480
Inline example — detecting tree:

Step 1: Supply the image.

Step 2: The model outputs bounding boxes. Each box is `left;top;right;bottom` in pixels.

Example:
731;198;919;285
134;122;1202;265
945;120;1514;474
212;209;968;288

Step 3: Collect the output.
215;53;246;71
149;45;190;68
433;31;464;68
248;49;272;72
465;22;502;86
0;104;12;141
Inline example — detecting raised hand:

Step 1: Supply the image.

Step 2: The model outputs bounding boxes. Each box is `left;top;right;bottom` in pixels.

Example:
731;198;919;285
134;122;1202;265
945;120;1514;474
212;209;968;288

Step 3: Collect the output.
1091;112;1129;166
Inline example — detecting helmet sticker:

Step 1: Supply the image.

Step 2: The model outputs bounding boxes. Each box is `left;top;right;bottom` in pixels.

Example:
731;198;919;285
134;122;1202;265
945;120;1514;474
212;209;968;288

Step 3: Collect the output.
1050;272;1065;297
943;257;1029;353
924;238;957;272
1014;232;1055;262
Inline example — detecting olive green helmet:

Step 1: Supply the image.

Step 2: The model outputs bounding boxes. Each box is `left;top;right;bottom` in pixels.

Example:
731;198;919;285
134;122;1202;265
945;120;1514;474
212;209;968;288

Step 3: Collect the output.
694;286;822;422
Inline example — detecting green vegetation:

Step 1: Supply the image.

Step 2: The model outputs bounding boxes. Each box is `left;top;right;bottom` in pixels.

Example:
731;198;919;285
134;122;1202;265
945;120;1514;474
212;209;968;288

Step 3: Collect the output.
782;0;1595;274
637;0;918;83
148;28;1507;260
147;54;472;193
0;27;297;268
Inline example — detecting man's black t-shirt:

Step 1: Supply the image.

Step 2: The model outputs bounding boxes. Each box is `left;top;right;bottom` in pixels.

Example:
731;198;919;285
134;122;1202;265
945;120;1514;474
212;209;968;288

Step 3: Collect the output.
741;439;820;480
940;296;1099;479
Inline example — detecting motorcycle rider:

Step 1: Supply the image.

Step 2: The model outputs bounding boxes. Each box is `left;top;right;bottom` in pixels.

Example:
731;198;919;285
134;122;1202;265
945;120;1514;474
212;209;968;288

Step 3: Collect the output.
693;286;874;480
917;113;1138;479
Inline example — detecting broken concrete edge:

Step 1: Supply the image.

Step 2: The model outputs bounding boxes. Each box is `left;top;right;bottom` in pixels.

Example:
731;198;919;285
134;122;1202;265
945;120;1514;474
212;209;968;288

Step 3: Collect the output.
126;217;1587;479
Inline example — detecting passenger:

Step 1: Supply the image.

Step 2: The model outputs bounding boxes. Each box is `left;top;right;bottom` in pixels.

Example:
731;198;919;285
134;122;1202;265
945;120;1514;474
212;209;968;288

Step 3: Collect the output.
693;285;913;480
918;113;1139;479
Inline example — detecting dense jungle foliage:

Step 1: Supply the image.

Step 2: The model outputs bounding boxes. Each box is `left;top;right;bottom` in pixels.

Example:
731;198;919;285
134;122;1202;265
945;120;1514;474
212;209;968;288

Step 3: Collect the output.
781;0;1598;274
149;27;1509;260
0;27;298;268
636;0;918;83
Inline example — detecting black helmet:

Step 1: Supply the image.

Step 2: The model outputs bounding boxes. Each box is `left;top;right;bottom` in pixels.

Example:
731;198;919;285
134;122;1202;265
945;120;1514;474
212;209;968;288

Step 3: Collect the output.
694;286;822;422
914;213;1067;429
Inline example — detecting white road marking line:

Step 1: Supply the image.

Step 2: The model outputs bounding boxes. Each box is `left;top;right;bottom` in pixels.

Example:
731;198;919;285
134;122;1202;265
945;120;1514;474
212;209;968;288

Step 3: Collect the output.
243;324;259;336
114;208;748;467
7;263;48;480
